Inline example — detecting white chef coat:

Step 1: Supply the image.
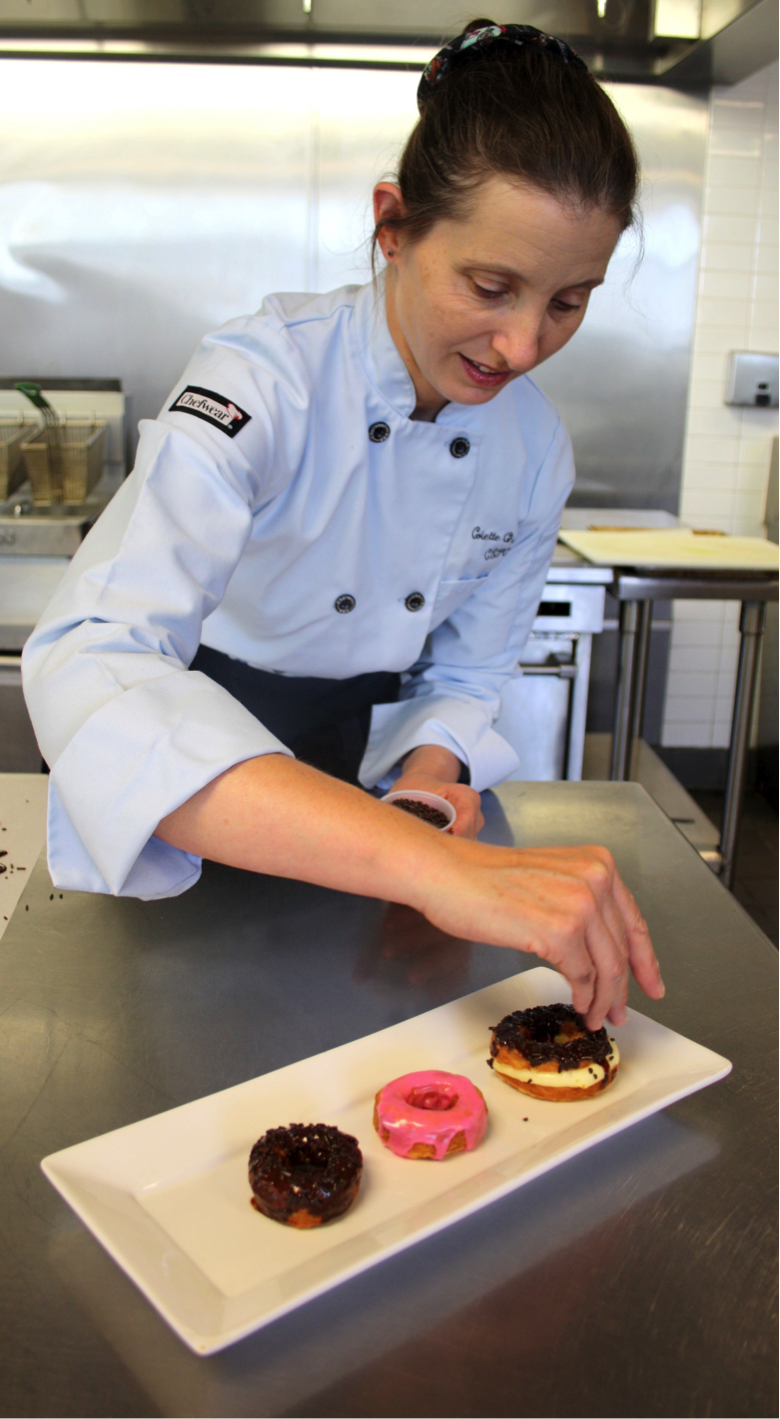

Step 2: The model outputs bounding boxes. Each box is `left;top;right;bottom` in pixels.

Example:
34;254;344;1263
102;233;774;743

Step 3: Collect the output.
22;276;574;900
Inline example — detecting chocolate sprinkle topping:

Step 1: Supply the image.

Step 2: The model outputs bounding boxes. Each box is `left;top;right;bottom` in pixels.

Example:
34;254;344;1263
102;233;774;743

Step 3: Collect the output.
490;1003;612;1072
391;798;450;829
248;1123;362;1222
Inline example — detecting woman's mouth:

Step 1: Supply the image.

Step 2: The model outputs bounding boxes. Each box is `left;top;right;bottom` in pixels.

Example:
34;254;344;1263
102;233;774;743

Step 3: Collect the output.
458;354;511;389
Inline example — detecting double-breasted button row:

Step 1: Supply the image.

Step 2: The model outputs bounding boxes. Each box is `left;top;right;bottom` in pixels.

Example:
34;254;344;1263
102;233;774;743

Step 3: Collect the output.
335;592;425;614
368;422;470;461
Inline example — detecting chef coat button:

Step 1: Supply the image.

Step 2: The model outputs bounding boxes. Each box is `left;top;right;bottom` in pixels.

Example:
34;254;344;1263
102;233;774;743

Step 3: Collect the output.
404;591;425;612
450;436;470;458
334;594;356;614
368;421;390;443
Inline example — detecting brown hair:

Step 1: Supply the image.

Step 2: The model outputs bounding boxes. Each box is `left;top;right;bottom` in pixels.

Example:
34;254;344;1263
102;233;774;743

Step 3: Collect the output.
373;18;639;262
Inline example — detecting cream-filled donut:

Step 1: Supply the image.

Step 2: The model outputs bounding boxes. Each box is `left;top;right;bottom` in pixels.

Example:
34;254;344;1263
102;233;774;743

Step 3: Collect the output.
488;1003;619;1102
373;1070;487;1159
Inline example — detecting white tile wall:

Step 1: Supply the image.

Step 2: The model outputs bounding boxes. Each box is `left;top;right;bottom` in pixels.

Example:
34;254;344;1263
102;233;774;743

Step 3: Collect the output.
661;61;778;751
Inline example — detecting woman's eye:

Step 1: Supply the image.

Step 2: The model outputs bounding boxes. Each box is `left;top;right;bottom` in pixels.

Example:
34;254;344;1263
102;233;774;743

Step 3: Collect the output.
552;297;583;314
472;281;507;300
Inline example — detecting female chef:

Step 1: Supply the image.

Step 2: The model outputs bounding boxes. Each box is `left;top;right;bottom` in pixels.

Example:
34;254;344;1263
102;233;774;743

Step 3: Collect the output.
23;21;665;1029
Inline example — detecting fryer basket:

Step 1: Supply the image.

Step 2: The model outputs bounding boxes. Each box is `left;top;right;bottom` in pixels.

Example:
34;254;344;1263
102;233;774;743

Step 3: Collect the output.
21;420;107;505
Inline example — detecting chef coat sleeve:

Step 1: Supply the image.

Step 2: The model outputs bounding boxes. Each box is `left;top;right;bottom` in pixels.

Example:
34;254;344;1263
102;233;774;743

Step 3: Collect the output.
360;418;575;794
22;327;307;900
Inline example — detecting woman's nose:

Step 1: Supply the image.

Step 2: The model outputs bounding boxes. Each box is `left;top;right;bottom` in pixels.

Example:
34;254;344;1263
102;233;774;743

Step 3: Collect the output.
491;314;543;373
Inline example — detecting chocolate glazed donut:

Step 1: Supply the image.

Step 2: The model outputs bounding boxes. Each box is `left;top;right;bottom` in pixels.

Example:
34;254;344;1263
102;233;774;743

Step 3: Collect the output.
488;1004;620;1102
249;1123;363;1227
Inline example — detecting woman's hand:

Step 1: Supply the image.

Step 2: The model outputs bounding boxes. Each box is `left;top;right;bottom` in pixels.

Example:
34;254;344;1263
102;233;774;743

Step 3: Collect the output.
414;838;663;1030
393;744;484;839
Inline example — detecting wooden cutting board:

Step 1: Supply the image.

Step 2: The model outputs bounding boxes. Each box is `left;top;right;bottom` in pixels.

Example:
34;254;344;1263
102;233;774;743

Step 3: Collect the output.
558;528;779;571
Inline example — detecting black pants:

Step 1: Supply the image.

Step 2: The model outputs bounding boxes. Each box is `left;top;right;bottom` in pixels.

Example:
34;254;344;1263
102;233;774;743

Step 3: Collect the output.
190;645;401;787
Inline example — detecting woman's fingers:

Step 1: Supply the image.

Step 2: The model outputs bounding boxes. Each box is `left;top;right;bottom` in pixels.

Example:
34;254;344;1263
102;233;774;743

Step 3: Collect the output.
448;788;484;839
510;883;598;1020
576;848;662;1002
596;891;631;1026
537;877;629;1030
611;871;665;1000
582;910;629;1029
513;846;658;1024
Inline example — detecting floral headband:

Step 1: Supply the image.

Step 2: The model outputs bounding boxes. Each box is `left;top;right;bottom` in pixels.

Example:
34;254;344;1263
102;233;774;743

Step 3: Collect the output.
417;23;587;111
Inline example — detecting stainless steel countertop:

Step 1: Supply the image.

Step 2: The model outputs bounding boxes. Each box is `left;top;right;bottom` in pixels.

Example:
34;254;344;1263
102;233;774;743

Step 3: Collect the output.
548;542;613;583
0;782;776;1417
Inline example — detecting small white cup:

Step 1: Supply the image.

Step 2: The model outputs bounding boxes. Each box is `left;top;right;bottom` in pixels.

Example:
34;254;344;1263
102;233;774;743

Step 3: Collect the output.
381;789;456;832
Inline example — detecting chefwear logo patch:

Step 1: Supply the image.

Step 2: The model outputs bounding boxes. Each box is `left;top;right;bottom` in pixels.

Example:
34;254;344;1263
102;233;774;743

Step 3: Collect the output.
169;385;251;437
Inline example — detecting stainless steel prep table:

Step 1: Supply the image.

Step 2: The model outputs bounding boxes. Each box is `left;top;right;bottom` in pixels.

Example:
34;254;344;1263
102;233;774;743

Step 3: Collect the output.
608;569;779;889
0;782;776;1418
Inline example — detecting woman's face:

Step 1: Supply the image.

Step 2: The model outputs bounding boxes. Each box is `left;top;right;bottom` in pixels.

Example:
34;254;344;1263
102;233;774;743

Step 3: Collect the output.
374;177;623;417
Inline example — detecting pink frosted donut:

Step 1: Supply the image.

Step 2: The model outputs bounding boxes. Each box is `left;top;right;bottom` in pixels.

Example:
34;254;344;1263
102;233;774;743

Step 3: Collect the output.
373;1070;487;1160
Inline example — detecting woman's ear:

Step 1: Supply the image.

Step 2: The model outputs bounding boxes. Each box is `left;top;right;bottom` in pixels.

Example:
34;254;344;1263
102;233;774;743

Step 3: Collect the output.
373;182;406;260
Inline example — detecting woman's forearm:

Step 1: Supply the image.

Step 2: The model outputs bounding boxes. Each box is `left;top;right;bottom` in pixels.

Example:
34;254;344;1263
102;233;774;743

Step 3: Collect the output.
155;753;452;908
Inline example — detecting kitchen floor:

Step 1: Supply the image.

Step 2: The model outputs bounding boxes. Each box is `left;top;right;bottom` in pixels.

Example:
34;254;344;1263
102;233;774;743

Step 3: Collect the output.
693;788;779;947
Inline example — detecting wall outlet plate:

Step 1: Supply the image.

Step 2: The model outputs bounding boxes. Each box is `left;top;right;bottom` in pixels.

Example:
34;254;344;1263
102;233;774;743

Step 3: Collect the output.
725;351;779;408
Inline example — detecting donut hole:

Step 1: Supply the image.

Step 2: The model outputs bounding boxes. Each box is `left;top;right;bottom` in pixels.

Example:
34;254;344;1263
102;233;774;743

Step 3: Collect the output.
554;1021;584;1045
406;1085;458;1112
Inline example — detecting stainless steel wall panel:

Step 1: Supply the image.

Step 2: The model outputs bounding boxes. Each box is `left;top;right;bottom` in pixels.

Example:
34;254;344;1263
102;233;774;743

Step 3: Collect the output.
0;61;317;446
0;61;705;504
309;66;417;293
532;84;708;512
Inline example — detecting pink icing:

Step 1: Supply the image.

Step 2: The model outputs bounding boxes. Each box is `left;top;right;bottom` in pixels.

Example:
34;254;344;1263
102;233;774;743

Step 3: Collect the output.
375;1070;487;1160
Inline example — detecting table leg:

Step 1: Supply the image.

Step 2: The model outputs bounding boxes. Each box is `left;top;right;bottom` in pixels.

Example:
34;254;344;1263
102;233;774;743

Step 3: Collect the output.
565;633;592;781
610;600;640;781
629;601;653;747
720;601;767;890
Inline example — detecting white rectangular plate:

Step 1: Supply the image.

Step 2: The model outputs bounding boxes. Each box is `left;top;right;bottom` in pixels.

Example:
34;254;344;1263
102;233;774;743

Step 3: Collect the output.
41;967;731;1354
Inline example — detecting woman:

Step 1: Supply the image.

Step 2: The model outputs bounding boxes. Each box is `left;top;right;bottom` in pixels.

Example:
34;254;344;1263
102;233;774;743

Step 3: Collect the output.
23;21;664;1030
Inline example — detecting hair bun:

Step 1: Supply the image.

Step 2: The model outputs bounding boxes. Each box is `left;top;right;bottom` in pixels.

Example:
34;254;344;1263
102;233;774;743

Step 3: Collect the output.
417;22;587;113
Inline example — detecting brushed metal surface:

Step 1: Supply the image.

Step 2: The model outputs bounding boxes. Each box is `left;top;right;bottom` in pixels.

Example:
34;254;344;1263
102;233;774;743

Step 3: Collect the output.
0;556;71;650
614;571;780;600
532;86;707;512
530;582;606;634
2;0;770;83
0;514;92;556
0;60;705;507
0;780;775;1416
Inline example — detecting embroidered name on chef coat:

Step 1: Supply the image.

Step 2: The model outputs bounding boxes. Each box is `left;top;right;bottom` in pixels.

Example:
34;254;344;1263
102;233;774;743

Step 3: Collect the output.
169;386;251;437
472;526;516;560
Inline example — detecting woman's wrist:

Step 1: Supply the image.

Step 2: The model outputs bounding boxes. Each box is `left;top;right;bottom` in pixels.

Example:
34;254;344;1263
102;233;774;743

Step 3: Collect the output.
401;744;464;784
